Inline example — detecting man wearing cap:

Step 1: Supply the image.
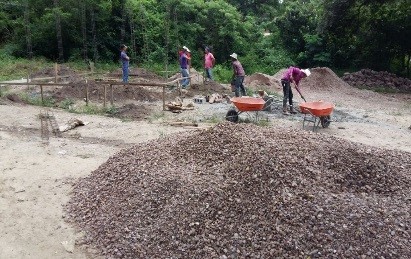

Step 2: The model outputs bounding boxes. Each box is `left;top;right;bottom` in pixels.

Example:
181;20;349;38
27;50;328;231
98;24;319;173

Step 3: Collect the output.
280;67;311;114
230;53;246;97
179;46;191;89
204;47;215;81
120;44;130;83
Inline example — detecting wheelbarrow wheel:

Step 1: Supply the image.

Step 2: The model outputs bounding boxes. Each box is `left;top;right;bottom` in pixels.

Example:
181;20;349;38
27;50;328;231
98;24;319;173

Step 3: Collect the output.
320;115;331;128
226;109;239;123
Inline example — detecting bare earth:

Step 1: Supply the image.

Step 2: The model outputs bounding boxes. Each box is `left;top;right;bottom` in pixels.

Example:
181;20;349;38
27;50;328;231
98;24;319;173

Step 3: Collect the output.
0;80;410;258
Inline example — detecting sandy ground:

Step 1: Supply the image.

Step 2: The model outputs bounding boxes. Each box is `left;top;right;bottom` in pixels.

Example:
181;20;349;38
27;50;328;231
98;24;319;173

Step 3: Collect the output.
0;86;410;258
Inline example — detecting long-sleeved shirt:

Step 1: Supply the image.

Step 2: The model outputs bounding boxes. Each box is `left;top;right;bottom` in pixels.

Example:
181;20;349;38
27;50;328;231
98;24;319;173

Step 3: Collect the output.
281;67;305;86
232;60;245;76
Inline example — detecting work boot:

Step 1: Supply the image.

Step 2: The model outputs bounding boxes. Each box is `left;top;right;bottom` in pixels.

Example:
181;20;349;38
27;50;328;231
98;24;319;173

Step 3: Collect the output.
289;105;297;114
282;105;289;115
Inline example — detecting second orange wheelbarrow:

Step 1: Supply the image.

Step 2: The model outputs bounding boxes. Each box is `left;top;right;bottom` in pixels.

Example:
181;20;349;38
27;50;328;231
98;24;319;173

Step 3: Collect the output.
299;101;334;131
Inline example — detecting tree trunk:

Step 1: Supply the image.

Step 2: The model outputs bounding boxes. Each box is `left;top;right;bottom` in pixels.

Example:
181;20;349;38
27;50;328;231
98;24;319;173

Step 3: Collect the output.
24;0;33;59
91;8;98;62
53;0;64;63
130;18;137;62
120;0;126;43
80;0;88;62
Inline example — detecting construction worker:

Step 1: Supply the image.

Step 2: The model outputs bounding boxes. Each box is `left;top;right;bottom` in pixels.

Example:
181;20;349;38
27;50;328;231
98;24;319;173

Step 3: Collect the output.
230;53;246;97
281;67;311;114
120;44;130;83
179;46;191;89
204;47;215;81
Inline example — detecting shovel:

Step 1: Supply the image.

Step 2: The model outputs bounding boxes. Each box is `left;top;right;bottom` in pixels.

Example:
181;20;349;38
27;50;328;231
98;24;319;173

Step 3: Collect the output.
293;83;307;102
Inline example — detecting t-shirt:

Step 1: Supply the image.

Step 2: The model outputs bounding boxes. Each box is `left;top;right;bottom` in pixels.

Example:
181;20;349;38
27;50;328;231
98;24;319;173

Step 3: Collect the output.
205;53;215;69
232;60;245;76
121;51;129;66
180;54;188;69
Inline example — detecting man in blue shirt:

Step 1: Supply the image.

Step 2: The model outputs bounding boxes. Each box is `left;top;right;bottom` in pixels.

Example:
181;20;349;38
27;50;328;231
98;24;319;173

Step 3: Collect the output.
120;44;130;83
179;46;191;89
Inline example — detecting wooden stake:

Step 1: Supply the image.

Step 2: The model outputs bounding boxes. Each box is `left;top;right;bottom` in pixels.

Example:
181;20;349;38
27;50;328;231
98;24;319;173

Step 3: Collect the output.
40;85;44;105
110;84;114;105
104;84;107;107
162;85;165;111
85;79;89;106
54;63;58;83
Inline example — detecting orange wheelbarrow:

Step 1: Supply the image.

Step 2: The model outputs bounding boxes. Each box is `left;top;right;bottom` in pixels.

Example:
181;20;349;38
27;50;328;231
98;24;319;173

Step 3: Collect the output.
299;101;334;131
226;97;267;123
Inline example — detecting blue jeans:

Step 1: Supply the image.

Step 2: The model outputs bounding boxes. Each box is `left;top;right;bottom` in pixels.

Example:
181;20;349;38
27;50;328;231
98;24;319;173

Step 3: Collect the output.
180;68;190;88
122;65;129;82
205;68;213;80
234;76;246;97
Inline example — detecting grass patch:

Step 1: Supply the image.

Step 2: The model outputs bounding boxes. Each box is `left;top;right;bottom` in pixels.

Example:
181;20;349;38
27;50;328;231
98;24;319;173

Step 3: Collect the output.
59;98;75;110
103;105;118;115
18;92;55;107
204;114;222;124
148;111;166;122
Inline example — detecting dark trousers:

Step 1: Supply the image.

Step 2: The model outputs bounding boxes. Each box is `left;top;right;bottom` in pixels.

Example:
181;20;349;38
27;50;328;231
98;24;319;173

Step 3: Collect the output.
281;79;293;107
234;76;246;97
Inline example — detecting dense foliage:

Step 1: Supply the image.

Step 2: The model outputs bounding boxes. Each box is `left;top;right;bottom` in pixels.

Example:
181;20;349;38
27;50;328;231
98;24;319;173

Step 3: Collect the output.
0;0;410;77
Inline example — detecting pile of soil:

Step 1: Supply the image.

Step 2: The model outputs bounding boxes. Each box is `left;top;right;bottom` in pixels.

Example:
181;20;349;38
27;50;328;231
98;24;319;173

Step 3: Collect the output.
52;82;164;103
66;123;411;258
342;69;411;93
108;68;166;84
31;65;82;82
302;67;352;90
246;67;351;94
108;103;152;121
244;73;281;93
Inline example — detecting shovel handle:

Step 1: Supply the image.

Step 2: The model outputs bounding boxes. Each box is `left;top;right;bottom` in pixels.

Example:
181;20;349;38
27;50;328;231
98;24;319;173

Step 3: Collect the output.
293;83;307;102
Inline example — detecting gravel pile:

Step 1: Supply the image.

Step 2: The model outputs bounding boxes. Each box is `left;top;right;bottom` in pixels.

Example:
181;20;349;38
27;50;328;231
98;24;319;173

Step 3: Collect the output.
342;69;411;93
66;123;411;258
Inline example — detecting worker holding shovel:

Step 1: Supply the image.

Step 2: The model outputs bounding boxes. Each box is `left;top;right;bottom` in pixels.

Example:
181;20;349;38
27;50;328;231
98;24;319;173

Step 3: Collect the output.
280;67;311;114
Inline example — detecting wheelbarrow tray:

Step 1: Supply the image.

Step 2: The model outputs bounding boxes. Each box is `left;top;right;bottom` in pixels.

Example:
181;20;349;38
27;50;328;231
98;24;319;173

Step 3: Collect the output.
299;101;334;117
231;97;265;112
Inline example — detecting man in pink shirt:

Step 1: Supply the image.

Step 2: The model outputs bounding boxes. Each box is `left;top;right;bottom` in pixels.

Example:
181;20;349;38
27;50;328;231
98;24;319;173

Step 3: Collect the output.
204;47;215;81
281;67;311;114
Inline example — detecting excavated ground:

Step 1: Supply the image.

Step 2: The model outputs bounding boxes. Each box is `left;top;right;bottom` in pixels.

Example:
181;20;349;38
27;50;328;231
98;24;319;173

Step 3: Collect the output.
0;65;410;259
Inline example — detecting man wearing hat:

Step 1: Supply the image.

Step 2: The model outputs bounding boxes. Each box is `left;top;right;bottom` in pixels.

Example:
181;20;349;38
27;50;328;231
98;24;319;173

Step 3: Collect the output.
280;67;311;114
120;44;130;83
179;46;191;89
230;53;246;97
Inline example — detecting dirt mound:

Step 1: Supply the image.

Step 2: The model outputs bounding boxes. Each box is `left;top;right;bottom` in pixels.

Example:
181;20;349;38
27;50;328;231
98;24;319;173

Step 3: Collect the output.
108;103;152;121
52;81;164;103
108;67;166;84
244;73;281;93
5;93;27;104
66;123;411;258
31;65;82;82
302;67;351;90
244;68;351;94
342;69;411;93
